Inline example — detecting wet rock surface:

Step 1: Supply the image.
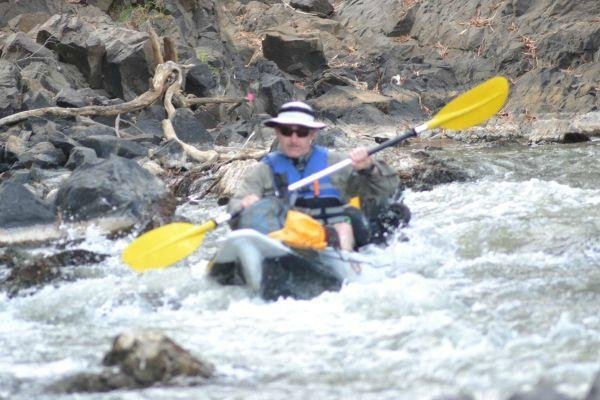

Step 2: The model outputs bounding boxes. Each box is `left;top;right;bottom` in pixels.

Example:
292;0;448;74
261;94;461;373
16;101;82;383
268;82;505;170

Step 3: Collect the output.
51;330;214;393
0;248;108;297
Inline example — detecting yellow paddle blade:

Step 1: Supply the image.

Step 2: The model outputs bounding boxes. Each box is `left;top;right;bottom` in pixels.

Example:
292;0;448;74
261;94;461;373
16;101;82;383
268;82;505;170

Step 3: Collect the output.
427;76;510;130
121;220;216;272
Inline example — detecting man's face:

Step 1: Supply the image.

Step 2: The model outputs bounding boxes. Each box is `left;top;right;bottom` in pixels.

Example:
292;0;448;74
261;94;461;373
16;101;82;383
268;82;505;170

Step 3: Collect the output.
275;125;317;158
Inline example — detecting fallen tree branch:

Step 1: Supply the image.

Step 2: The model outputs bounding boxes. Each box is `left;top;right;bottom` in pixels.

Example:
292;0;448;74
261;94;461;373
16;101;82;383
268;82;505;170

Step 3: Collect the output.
162;73;219;164
0;61;181;128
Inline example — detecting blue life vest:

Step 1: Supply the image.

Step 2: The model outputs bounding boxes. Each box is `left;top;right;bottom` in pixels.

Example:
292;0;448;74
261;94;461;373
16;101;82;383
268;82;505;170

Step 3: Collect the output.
263;146;342;200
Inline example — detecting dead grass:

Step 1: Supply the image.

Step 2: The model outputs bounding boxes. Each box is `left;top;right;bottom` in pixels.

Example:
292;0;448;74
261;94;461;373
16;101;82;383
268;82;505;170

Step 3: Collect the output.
520;35;538;69
234;30;262;49
559;66;583;78
417;94;432;116
434;41;448;59
524;108;537;122
459;6;498;34
402;0;422;7
393;35;412;43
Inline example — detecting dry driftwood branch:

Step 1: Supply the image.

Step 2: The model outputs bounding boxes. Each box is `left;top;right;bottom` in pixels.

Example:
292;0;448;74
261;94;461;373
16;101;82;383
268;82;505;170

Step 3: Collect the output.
161;72;219;164
0;61;181;128
216;148;268;163
161;119;219;163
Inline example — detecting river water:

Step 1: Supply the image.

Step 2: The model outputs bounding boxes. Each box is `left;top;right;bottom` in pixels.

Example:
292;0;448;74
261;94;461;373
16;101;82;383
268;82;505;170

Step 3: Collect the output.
1;141;599;400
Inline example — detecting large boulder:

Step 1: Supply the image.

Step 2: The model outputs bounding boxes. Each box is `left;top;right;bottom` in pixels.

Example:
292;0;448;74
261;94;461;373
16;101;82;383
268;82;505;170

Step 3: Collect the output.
103;330;214;384
36;14;151;100
336;0;418;42
50;330;214;393
262;31;328;77
0;181;55;229
55;156;176;225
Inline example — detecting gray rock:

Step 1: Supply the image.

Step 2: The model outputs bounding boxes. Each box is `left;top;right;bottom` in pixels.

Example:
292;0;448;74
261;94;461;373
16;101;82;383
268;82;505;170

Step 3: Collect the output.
310;85;396;125
262;31;328;77
1;249;107;297
16;141;66;169
0;60;23;118
65;146;99;170
0;0;73;27
171;108;213;147
529;118;590;144
1;32;56;68
185;60;218;98
131;118;163;138
23;90;55;109
20;60;88;94
53;88;91;108
7;11;51;33
336;0;418;41
69;123;151;158
0;181;55;229
152;139;189;170
75;135;148;159
569;111;600;137
55;155;175;223
4;135;26;162
36;14;150;100
258;73;295;116
103;330;214;384
51;330;213;393
290;0;334;17
194;107;219;130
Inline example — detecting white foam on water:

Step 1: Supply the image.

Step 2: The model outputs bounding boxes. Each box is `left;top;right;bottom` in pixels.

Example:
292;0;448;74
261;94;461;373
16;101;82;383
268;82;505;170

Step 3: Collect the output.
1;145;600;400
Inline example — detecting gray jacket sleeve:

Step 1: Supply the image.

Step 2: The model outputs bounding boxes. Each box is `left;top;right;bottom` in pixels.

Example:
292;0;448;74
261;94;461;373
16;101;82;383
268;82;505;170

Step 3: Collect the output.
227;162;274;215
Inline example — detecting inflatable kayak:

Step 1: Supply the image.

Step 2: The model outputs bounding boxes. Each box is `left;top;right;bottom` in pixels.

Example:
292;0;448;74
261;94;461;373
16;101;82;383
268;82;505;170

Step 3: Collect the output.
207;229;397;300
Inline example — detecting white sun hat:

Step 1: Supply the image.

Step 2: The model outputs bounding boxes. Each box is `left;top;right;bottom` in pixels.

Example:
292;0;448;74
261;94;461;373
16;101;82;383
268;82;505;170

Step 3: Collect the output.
263;101;327;129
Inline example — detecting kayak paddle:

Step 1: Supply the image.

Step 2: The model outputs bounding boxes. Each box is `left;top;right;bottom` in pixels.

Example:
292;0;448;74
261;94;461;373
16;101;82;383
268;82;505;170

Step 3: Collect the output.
122;75;509;272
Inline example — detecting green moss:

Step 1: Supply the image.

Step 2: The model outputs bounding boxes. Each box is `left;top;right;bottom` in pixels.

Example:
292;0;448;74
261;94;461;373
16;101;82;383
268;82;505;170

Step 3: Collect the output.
195;49;220;76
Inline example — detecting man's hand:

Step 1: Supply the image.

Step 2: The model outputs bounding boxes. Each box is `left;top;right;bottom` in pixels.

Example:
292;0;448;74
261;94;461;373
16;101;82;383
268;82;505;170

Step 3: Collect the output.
349;147;374;171
240;194;260;208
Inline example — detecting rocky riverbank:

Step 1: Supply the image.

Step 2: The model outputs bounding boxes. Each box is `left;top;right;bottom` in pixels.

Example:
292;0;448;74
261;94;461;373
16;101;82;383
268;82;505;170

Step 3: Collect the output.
0;0;598;397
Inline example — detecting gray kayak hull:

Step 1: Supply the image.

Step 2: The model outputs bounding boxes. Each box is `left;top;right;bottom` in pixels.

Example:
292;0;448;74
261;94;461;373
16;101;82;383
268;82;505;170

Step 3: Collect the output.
208;229;394;300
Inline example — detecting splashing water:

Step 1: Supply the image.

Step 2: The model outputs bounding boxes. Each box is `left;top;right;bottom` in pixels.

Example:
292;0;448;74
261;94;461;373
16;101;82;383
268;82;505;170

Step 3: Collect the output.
1;143;599;400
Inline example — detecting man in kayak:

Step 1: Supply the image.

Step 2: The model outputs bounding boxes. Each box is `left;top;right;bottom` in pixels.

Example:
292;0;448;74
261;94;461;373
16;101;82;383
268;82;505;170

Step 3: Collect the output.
228;101;400;251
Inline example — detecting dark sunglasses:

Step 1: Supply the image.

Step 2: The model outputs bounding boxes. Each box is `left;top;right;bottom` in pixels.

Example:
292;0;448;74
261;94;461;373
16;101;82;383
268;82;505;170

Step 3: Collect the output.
278;125;312;137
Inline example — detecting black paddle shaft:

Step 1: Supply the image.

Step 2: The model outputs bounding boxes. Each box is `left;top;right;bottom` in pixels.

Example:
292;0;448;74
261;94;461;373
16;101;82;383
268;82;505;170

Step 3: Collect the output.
367;128;417;156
